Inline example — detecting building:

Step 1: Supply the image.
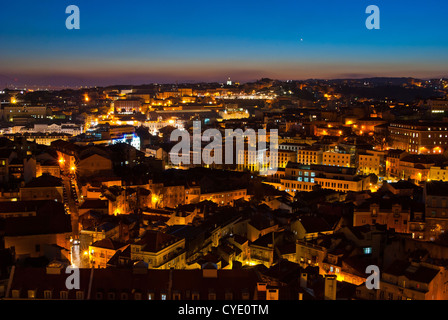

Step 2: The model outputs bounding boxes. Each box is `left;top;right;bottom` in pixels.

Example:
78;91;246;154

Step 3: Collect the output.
297;147;323;165
357;150;385;176
1;105;48;122
89;238;128;268
322;151;352;168
393;154;443;182
130;230;186;269
281;162;369;195
389;121;448;154
5;265;270;300
353;199;411;234
428;166;448;182
113;99;142;114
424;181;448;241
428;99;448;114
19;174;64;202
4;132;71;146
199;188;249;206
376;260;448;300
1;200;71;261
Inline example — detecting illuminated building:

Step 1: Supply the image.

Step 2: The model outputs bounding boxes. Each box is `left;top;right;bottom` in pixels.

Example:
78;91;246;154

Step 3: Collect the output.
88;239;128;268
281;162;370;194
296;147;323;165
353;201;411;234
424;181;448;241
199;189;249;206
130;230;186;269
357;150;385;176
389;121;448;154
427;99;448;114
428;166;448;182
376;260;448;300
112;99;142;114
322;151;352;168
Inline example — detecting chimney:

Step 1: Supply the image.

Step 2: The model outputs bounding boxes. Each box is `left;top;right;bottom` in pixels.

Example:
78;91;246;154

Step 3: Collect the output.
300;273;308;288
324;274;337;300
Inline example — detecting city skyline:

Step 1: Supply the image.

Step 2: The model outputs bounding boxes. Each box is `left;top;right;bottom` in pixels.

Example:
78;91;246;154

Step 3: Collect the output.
1;0;448;87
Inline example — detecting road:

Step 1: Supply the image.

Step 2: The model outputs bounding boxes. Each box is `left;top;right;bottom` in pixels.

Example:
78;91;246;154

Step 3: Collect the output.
62;174;84;267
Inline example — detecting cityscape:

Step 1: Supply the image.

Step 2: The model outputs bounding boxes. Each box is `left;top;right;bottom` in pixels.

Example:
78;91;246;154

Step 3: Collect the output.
1;0;448;307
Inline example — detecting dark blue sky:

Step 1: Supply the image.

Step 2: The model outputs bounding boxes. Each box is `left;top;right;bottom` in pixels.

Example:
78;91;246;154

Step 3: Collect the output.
1;0;447;87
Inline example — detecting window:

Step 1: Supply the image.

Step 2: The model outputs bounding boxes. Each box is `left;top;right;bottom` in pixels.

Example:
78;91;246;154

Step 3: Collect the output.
225;292;233;300
363;247;372;255
44;290;52;299
173;292;181;300
76;291;84;300
27;290;36;299
208;292;216;300
11;290;20;298
147;293;154;300
60;291;69;300
192;292;200;300
161;293;167;300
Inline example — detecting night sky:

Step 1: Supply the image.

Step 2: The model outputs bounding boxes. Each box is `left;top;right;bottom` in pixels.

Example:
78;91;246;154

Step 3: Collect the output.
1;0;447;87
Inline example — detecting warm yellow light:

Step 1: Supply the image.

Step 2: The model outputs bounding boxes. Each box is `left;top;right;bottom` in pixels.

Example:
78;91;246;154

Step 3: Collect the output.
58;158;65;164
70;166;76;171
84;94;90;102
83;251;88;256
168;119;175;124
11;98;17;104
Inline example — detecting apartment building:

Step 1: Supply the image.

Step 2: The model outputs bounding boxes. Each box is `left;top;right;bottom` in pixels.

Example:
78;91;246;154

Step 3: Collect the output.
389;121;448;154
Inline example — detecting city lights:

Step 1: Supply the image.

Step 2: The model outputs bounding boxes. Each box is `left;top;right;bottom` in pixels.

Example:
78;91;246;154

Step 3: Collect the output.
1;1;448;305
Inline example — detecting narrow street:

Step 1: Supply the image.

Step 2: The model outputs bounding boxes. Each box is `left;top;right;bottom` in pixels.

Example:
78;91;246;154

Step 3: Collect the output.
62;174;84;267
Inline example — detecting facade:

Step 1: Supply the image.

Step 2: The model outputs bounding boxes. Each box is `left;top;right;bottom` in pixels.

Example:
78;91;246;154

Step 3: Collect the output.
89;239;128;268
281;162;369;195
199;189;248;206
19;174;64;202
428;166;448;182
322;151;352;168
377;260;448;300
389;121;448;154
424;181;448;241
353;202;411;234
297;147;323;165
130;230;186;269
357;150;385;176
5;266;270;300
